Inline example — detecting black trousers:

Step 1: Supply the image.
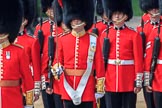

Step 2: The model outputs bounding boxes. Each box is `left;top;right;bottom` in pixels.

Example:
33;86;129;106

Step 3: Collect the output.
143;87;155;108
42;90;64;108
153;91;162;108
99;96;106;108
63;100;93;108
53;93;64;108
105;92;137;108
42;90;55;108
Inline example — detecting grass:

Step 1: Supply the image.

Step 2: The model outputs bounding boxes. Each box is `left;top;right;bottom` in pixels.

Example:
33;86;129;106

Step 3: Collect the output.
132;0;143;16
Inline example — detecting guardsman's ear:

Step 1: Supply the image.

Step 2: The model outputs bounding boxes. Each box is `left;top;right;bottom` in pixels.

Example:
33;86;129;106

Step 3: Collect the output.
124;14;128;21
22;19;28;27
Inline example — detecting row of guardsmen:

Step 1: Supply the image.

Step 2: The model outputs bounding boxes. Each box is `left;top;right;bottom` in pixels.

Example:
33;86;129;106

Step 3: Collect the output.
1;0;162;108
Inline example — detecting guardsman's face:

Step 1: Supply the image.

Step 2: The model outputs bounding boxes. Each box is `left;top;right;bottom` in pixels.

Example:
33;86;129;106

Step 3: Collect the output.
148;9;160;22
71;19;82;26
46;8;54;19
112;11;128;25
112;12;125;22
70;19;86;31
148;9;160;17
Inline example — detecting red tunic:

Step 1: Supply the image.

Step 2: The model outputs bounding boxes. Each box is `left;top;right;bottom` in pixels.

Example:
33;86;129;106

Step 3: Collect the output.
136;20;159;43
142;13;150;22
0;42;34;108
15;31;41;82
89;20;107;37
34;20;64;94
144;26;162;92
56;32;105;101
100;25;143;92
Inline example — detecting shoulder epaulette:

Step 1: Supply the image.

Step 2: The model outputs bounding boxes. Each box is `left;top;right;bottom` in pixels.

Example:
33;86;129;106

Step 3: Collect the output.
97;19;102;23
143;13;147;16
137;20;150;27
35;20;49;28
60;30;71;37
42;20;49;24
127;26;137;32
144;20;150;25
62;30;71;36
109;26;113;29
12;43;24;49
101;26;113;35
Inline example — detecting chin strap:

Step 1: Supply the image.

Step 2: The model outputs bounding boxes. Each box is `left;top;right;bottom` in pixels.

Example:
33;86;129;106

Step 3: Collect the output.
150;12;160;17
113;15;127;24
0;34;8;40
71;22;85;29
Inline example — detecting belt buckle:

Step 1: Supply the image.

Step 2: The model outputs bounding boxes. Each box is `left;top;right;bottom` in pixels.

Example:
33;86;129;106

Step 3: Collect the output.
72;95;81;105
115;59;121;65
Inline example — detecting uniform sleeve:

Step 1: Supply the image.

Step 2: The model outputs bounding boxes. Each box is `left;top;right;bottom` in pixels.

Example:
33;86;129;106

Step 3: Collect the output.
31;39;41;82
95;37;105;78
133;32;144;87
20;49;34;91
53;37;64;66
144;29;157;86
133;32;144;73
136;26;142;33
94;37;105;93
19;49;34;106
40;34;49;90
33;24;40;38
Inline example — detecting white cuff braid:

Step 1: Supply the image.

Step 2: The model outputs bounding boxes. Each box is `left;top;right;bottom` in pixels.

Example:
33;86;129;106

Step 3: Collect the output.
34;82;41;95
41;75;46;90
135;73;143;87
144;72;150;86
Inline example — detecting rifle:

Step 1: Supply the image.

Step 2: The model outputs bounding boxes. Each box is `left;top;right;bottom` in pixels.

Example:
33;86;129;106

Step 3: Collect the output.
149;24;161;87
92;0;99;36
53;0;61;79
37;0;44;54
48;21;55;89
140;18;146;55
103;24;110;70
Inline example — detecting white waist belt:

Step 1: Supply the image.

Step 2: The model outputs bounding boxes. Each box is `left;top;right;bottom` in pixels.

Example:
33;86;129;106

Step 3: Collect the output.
108;59;134;65
157;59;162;64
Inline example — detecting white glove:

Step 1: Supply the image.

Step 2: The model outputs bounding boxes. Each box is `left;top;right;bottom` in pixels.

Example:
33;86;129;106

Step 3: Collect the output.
95;93;104;100
55;66;63;75
24;106;33;108
51;66;63;76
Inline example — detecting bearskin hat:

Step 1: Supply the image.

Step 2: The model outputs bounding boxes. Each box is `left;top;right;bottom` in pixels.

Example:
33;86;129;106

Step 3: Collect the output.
0;0;23;43
62;0;94;31
52;0;63;27
96;0;104;16
22;0;35;28
139;0;159;13
41;0;54;13
102;0;133;21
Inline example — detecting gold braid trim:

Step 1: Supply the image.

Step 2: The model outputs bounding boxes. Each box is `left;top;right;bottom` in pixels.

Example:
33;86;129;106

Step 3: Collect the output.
26;90;34;106
96;77;105;93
